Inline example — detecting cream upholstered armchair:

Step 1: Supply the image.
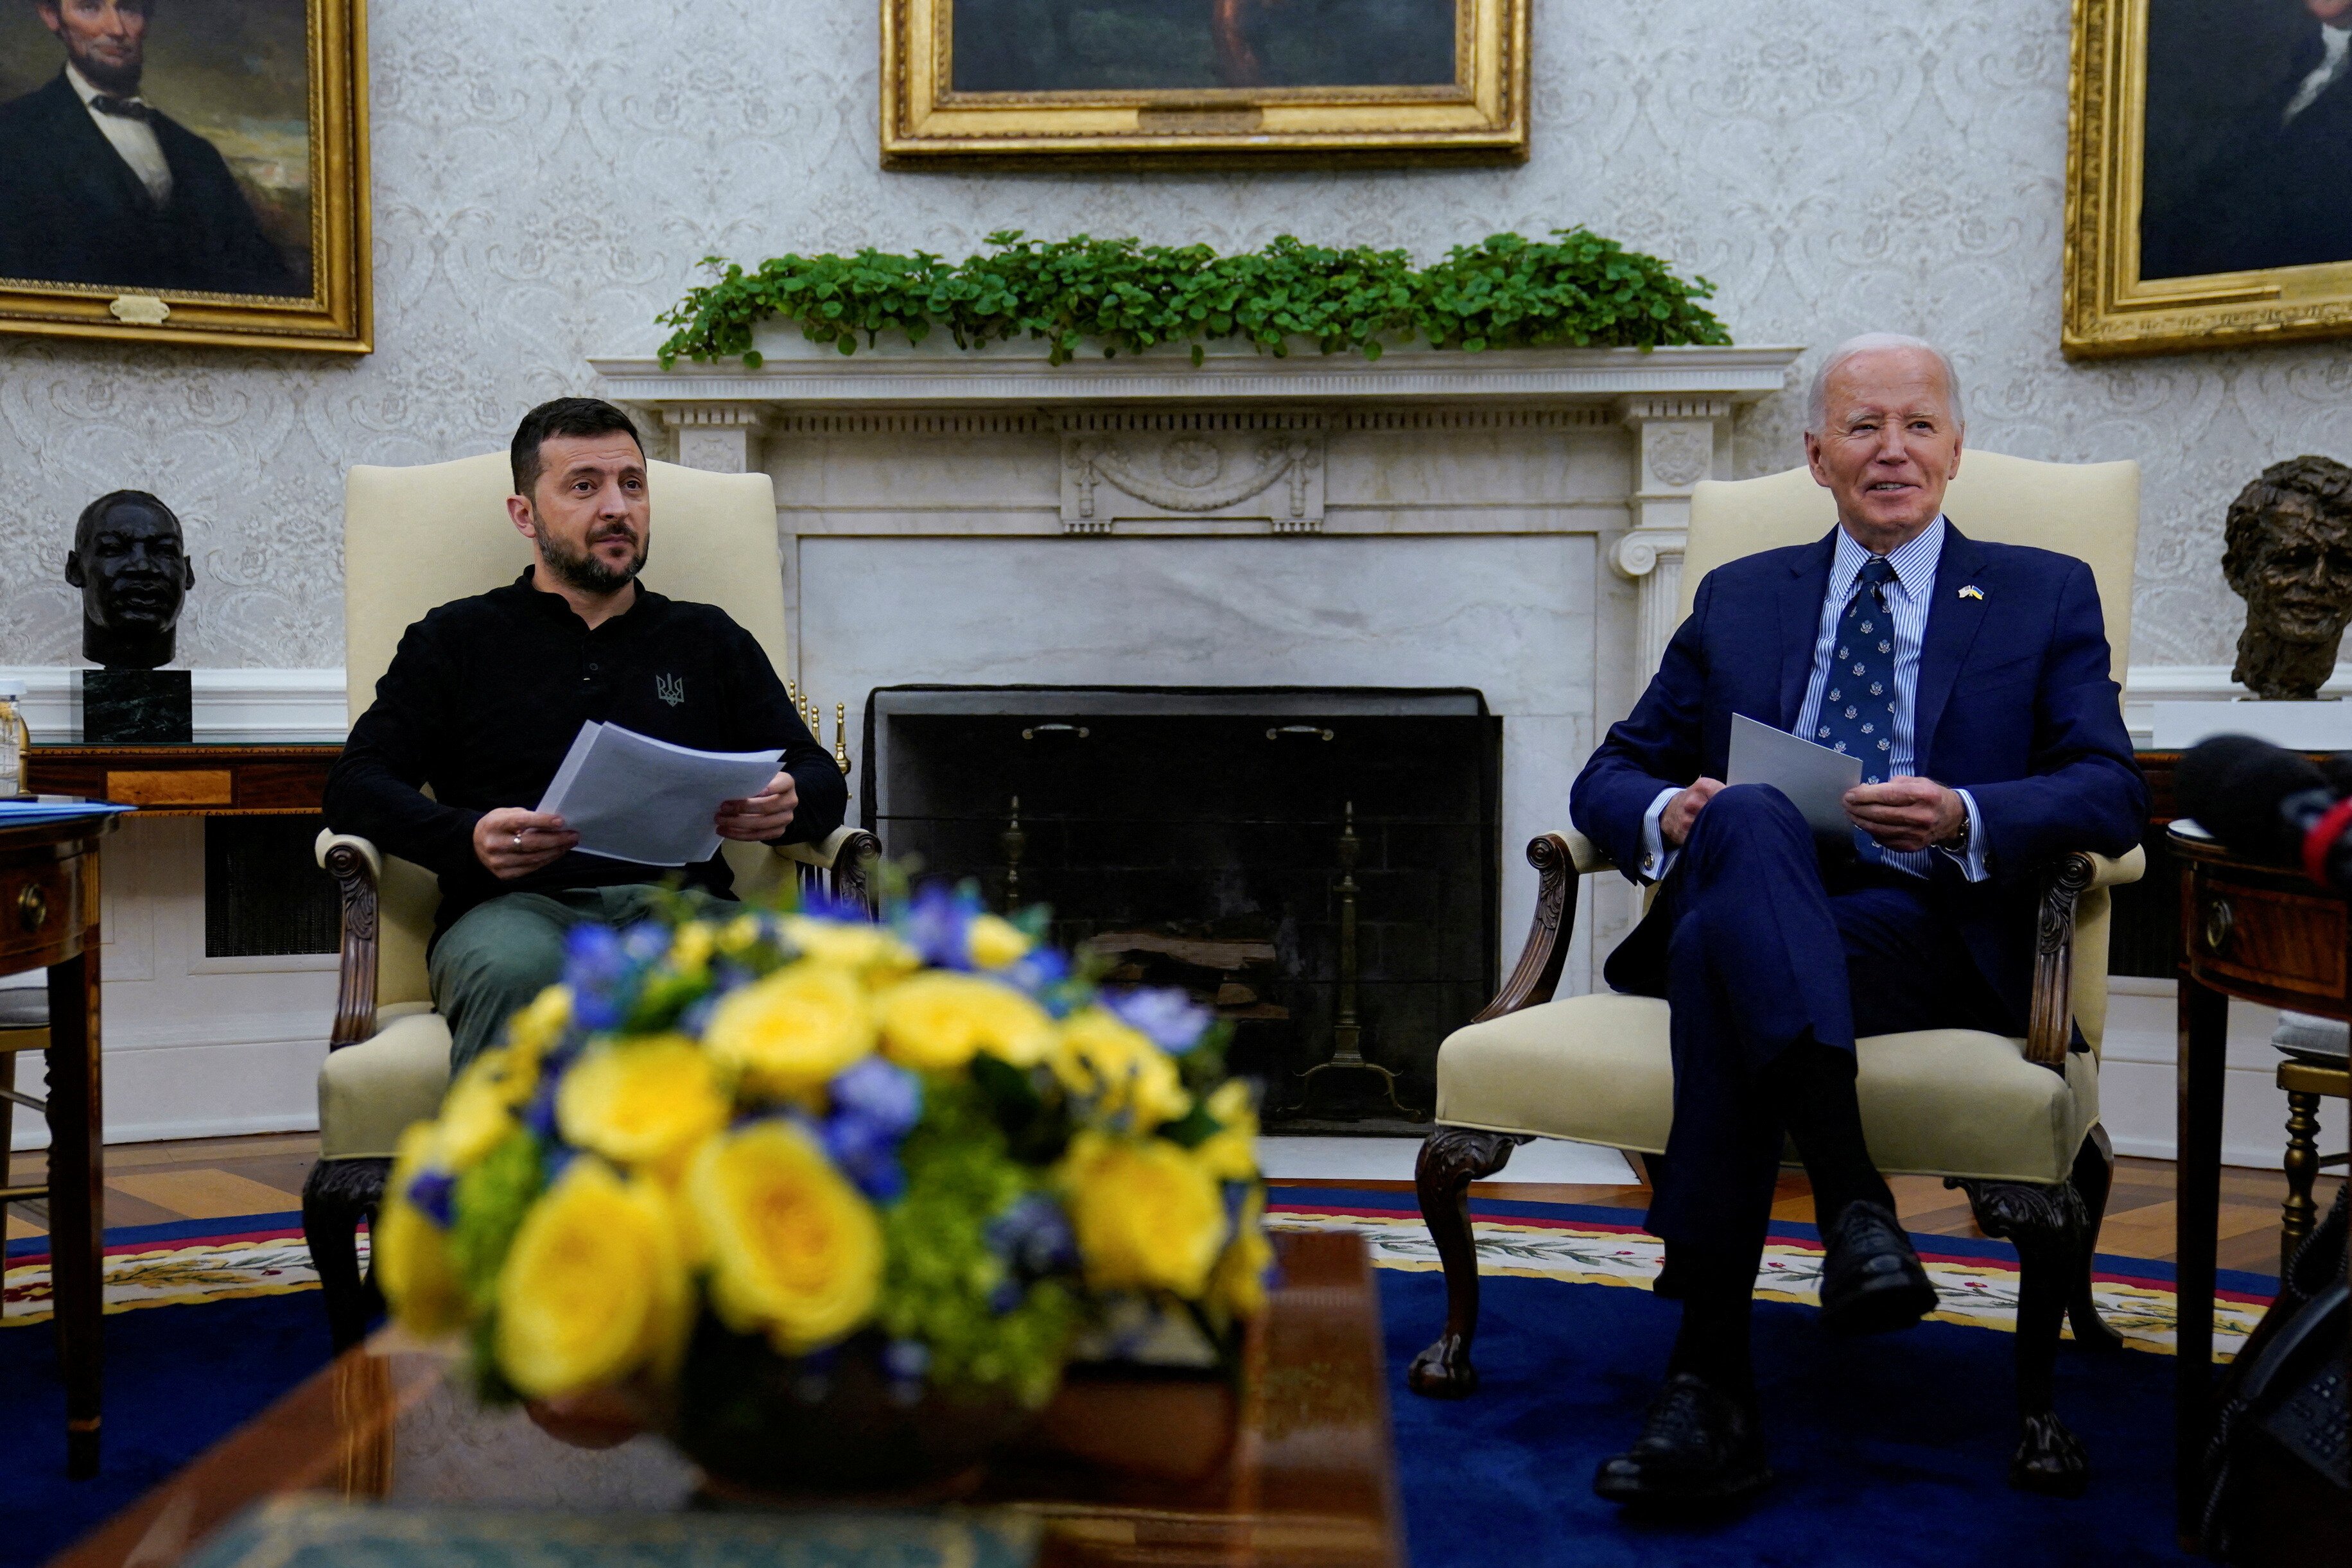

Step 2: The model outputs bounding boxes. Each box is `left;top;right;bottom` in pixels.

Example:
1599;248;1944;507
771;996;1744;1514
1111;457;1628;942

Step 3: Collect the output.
1408;451;2147;1497
302;452;879;1347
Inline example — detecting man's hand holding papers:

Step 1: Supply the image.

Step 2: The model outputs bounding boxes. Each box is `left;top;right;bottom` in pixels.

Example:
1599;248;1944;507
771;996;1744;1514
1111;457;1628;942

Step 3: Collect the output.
715;769;800;842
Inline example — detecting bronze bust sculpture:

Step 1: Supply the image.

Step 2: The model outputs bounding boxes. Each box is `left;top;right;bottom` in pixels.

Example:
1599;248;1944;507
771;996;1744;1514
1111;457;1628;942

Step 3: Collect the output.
2224;456;2352;700
64;490;195;670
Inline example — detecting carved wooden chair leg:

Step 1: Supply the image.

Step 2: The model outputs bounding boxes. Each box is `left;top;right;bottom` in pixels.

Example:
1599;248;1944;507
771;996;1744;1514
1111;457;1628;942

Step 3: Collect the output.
1407;1127;1528;1398
304;1157;390;1352
2065;1125;2124;1354
1959;1178;2092;1497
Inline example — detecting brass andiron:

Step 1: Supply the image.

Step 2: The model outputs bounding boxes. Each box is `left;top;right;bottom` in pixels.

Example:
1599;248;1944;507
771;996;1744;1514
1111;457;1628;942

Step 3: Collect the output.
833;702;851;775
1000;796;1026;910
1294;801;1424;1120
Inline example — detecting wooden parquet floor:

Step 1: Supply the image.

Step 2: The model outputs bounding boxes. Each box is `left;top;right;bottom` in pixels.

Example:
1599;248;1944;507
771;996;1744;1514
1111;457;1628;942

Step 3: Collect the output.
3;1136;2340;1278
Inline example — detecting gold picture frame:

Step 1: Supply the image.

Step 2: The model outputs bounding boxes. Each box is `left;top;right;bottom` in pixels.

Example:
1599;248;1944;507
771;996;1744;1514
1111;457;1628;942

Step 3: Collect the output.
2066;0;2352;358
881;0;1527;168
0;0;370;354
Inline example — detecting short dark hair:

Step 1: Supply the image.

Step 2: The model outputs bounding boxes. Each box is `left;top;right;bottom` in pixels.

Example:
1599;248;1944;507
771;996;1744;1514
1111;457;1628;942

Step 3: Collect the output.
510;397;641;496
73;489;182;556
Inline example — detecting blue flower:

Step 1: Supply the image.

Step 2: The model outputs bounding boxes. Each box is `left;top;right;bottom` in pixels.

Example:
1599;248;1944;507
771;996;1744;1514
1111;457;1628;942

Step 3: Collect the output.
830;1056;922;1138
817;1106;907;1203
882;1339;930;1381
986;1192;1079;1280
999;946;1074;1011
405;1169;455;1227
523;1077;564;1144
1106;987;1212;1054
797;887;871;925
562;925;636;1032
897;881;984;970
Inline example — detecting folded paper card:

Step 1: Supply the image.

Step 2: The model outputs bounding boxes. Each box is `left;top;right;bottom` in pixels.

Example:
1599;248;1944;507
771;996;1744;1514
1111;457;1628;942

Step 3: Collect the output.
536;722;780;867
1725;712;1862;839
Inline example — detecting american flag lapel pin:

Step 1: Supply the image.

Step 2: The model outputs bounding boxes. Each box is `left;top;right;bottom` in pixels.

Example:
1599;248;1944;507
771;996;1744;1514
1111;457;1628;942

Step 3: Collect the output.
1958;584;1984;600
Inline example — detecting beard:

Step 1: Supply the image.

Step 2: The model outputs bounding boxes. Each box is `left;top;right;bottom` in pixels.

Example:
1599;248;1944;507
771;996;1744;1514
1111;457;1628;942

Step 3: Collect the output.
537;519;647;595
67;45;143;98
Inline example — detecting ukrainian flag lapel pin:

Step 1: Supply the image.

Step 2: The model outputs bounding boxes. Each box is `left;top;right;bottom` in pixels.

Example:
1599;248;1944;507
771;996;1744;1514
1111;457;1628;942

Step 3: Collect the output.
1958;584;1984;600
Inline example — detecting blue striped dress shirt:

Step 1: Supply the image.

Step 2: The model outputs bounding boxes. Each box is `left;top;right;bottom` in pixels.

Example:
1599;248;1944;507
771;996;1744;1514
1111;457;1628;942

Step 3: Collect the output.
1637;516;1989;883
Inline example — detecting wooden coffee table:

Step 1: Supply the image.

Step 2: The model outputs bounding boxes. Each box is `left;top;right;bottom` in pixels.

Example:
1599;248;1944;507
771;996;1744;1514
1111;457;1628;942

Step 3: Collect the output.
49;1230;1400;1568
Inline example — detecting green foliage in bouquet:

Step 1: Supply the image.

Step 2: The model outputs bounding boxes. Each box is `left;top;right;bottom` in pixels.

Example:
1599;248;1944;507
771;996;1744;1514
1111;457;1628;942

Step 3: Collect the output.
656;228;1731;369
371;882;1268;1428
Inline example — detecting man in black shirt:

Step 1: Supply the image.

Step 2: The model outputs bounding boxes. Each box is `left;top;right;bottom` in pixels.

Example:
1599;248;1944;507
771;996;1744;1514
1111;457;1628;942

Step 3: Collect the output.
324;398;846;1069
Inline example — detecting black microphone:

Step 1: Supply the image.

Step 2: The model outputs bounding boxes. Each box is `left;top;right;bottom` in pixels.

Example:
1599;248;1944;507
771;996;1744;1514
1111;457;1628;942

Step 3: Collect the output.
2176;733;2352;893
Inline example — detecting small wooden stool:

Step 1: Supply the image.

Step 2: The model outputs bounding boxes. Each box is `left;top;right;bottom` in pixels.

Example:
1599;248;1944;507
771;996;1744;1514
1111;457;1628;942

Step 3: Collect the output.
2278;1055;2352;1275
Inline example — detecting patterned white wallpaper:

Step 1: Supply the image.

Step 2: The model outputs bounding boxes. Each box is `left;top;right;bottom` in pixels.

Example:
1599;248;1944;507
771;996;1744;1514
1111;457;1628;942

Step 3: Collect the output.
0;0;2337;669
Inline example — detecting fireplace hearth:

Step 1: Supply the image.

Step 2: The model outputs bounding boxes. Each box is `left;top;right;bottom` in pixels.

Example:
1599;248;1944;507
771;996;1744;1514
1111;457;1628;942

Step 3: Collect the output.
865;686;1500;1128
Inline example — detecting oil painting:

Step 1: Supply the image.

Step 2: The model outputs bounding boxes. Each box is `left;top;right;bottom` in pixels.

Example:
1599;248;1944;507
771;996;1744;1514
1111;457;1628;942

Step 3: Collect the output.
2067;0;2352;356
0;0;369;353
883;0;1525;166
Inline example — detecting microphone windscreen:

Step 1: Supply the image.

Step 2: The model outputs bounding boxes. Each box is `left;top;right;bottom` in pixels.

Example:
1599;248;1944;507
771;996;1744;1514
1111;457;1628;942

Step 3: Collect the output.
2178;733;2328;862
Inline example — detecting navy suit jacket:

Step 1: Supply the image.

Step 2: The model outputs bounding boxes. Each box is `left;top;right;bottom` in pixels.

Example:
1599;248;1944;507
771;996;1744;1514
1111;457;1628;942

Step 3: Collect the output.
0;72;297;297
1571;523;2148;1031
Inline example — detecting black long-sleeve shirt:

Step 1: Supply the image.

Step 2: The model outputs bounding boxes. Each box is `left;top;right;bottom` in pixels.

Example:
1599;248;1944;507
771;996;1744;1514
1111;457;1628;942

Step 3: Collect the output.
325;570;846;939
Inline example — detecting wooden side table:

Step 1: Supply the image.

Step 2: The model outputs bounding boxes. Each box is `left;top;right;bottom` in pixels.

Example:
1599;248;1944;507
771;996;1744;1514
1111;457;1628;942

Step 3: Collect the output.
2168;820;2352;1546
24;742;340;817
0;814;118;1477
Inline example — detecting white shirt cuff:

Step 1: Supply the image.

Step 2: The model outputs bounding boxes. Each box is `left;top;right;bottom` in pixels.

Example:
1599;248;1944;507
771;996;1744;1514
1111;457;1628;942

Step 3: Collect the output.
1940;788;1992;882
1639;786;1682;884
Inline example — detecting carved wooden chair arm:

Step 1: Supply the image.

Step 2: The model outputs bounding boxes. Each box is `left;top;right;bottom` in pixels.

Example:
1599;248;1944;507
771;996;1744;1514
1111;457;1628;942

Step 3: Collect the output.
314;830;383;1051
2023;844;2145;1071
774;825;883;915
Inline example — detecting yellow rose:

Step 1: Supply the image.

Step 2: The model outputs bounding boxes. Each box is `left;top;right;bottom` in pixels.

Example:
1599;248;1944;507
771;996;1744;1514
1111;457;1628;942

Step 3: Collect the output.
435;1055;519;1169
688;1120;882;1355
1060;1130;1228;1298
505;984;572;1073
878;972;1054;1071
1052;1009;1190;1130
704;961;877;1099
557;1034;729;1175
376;1123;467;1336
494;1157;686;1399
964;914;1032;970
719;912;767;954
782;916;920;980
1208;1186;1274;1322
670;920;717;973
1192;1078;1260;1183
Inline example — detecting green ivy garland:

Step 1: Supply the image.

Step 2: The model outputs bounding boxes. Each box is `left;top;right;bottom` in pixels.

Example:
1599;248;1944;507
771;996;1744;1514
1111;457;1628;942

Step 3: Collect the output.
656;228;1730;369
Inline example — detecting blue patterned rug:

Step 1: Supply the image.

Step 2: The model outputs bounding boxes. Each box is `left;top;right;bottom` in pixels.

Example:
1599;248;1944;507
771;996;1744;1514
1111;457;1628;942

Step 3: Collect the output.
2;1196;2248;1566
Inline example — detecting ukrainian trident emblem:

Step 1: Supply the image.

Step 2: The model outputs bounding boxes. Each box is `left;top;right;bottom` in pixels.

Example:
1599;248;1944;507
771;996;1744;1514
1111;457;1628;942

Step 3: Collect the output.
656;673;685;707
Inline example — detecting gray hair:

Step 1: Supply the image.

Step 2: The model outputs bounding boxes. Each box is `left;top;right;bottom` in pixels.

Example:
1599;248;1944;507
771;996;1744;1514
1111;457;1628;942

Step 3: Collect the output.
1803;333;1966;434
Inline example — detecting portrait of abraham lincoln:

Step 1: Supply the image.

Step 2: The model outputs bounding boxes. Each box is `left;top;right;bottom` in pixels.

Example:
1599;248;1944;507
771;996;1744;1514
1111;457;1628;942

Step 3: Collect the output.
0;0;310;300
952;0;1458;94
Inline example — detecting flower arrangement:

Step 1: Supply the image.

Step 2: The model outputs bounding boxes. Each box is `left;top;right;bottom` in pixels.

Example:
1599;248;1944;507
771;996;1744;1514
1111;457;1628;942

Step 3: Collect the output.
374;885;1268;1486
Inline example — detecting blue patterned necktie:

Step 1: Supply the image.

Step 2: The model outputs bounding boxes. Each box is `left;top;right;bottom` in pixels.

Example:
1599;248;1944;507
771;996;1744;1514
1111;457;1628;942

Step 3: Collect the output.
1815;555;1899;861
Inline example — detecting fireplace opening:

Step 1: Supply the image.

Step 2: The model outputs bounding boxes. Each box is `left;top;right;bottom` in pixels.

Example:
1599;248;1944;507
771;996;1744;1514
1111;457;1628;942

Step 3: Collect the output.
863;686;1501;1130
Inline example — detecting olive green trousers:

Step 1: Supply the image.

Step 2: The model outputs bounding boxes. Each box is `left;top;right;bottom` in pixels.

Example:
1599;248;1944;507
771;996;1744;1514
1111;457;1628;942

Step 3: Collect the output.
429;885;711;1072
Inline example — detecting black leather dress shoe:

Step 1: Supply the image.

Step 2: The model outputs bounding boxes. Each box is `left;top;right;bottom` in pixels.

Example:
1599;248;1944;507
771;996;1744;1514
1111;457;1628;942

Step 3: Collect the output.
1592;1372;1772;1508
1819;1199;1938;1336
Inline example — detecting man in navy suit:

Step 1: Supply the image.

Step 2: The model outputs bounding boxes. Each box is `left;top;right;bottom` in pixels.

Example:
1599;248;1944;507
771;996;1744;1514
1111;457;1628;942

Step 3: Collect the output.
1571;335;2147;1506
0;0;297;297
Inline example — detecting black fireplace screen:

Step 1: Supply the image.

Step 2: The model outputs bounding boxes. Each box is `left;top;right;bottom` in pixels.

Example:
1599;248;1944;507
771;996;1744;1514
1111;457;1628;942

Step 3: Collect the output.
862;687;1500;1130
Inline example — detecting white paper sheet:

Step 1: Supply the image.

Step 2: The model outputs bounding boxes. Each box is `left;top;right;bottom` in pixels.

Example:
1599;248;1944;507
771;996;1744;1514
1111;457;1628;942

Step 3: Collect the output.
1725;713;1863;839
534;721;782;866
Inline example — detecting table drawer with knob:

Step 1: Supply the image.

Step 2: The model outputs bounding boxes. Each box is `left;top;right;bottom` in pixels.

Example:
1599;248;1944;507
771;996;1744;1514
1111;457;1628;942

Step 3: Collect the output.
0;854;86;969
2185;873;2349;1002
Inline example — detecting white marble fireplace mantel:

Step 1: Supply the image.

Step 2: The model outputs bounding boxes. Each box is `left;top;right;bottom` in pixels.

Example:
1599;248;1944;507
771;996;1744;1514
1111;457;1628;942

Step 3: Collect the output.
591;337;1803;989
